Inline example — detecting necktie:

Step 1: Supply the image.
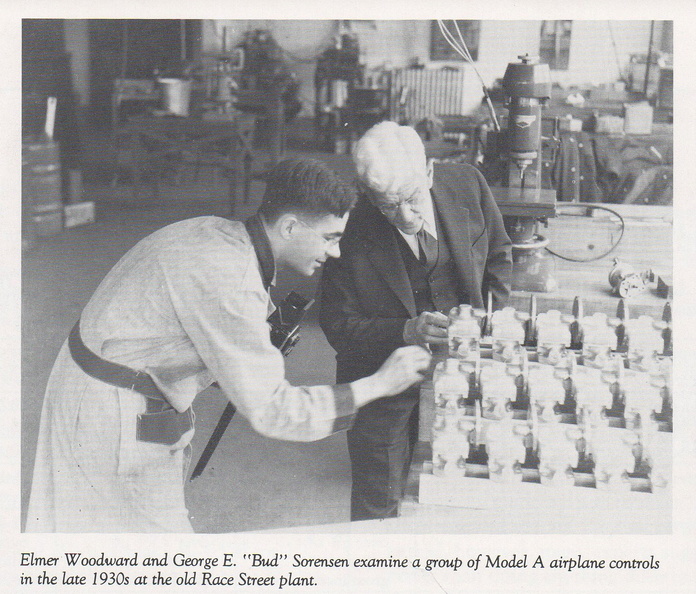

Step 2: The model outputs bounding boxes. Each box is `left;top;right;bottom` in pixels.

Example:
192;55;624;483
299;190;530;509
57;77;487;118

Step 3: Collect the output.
417;227;438;269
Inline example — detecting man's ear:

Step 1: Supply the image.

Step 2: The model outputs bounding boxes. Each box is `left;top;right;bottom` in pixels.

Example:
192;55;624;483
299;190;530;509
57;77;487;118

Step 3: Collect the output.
425;159;434;189
277;213;299;240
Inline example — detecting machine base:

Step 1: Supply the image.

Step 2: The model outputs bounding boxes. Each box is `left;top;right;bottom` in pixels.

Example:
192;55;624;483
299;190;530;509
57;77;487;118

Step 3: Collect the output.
511;235;558;292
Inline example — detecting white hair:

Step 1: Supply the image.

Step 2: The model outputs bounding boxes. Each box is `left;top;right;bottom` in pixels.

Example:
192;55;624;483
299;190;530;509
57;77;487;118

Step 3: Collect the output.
352;121;427;196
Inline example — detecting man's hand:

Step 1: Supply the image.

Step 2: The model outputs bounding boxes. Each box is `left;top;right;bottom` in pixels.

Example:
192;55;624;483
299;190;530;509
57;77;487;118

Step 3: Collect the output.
403;311;449;347
352;346;432;407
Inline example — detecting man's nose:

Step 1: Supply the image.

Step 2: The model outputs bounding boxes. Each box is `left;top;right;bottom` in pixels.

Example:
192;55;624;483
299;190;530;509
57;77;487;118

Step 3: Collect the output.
326;242;341;259
397;202;415;222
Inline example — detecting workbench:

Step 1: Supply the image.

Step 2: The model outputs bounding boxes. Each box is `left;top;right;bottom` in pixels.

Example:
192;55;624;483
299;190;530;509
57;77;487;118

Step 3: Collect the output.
259;444;671;535
114;113;256;211
111;78;162;128
509;202;672;319
234;88;287;164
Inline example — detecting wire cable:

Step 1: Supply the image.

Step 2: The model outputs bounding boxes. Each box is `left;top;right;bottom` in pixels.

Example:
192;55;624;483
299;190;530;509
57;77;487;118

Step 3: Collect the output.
437;20;500;131
606;22;625;82
437;20;471;62
545;204;625;262
452;21;475;62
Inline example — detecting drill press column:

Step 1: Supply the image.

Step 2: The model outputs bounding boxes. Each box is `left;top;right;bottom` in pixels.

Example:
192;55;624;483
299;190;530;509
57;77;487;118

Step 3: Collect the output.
485;55;558;292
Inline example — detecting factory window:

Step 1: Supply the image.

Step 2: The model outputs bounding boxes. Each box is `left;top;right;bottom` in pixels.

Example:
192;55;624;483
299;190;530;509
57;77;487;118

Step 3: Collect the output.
430;20;480;62
539;20;572;70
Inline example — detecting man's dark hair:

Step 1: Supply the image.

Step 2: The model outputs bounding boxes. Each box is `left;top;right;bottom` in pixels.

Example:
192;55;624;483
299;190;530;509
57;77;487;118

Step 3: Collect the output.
258;158;356;222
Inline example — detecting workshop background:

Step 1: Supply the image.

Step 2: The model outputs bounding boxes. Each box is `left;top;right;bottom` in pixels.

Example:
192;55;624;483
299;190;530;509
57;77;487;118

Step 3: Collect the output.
22;19;673;532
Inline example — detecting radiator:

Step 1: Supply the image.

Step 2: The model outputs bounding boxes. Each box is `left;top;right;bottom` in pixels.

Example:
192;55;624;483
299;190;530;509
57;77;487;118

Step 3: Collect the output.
391;68;466;123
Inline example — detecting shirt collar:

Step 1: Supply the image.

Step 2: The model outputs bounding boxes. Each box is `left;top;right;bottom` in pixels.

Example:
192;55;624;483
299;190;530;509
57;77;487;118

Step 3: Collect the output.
245;213;276;290
396;190;438;245
419;190;437;239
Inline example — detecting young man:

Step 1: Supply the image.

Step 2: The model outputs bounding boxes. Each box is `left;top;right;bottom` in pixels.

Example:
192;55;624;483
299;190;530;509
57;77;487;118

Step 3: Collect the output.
320;122;512;521
26;157;431;533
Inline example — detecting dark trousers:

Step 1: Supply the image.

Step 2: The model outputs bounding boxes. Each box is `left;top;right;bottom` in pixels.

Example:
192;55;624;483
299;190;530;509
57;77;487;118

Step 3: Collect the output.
346;386;420;521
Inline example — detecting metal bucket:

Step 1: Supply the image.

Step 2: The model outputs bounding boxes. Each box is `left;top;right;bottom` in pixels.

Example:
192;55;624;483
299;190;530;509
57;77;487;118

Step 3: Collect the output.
158;78;192;116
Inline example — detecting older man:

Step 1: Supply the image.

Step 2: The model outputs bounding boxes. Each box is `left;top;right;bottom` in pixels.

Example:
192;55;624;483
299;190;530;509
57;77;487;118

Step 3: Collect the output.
320;122;512;520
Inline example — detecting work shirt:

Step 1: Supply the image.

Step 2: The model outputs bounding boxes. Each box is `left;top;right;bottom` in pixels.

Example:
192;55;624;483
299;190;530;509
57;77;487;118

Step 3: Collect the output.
79;215;356;441
27;216;358;532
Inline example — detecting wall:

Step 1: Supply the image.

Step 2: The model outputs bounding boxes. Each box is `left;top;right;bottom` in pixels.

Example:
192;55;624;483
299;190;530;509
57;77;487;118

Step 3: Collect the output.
203;19;660;116
63;20;90;106
59;19;664;115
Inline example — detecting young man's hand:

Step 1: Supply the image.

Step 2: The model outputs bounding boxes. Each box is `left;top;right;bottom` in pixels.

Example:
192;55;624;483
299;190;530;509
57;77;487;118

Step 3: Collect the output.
352;346;432;406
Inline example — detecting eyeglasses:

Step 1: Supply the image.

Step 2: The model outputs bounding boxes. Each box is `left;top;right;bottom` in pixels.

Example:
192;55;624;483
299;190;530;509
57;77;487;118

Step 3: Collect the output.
296;218;342;247
375;195;421;216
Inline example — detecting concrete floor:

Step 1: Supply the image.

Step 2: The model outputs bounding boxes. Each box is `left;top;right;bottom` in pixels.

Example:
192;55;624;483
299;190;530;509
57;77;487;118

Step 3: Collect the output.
22;125;361;532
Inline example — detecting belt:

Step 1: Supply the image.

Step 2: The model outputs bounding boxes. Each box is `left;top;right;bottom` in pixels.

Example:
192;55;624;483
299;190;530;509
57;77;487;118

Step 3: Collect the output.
68;321;193;446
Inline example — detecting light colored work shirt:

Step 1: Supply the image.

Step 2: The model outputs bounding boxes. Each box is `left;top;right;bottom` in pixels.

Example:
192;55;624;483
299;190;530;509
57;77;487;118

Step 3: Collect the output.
27;216;358;532
80;215;356;441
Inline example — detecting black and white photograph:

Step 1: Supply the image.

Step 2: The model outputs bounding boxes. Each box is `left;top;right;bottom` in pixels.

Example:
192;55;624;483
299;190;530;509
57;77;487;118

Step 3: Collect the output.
6;3;696;593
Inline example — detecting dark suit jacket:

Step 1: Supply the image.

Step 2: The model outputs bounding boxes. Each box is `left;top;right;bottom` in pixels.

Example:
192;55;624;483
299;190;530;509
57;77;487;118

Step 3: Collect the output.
319;162;512;383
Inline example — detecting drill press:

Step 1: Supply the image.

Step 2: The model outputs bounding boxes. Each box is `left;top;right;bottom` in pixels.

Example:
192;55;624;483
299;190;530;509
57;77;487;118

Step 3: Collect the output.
483;55;558;292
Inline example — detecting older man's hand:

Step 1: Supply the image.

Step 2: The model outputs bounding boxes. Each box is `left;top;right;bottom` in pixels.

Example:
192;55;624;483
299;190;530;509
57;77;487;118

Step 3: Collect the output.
403;311;449;347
